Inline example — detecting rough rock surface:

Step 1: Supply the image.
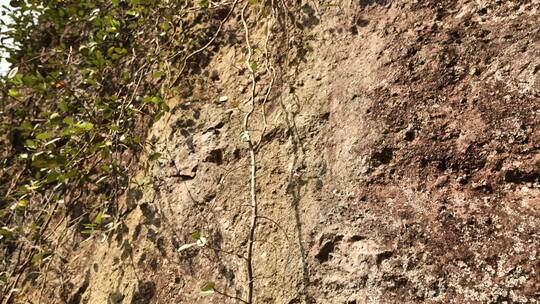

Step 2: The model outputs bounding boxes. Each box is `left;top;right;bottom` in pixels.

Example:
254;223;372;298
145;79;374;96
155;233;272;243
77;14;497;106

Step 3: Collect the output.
27;0;539;303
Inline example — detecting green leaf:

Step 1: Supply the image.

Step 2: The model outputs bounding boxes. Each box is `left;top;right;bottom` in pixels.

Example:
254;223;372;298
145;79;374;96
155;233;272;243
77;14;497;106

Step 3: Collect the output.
200;282;215;294
95;211;104;225
191;231;201;241
143;96;162;105
152;71;165;80
77;122;94;131
32;154;52;168
62;127;78;136
10;74;23;86
17;121;33;132
91;142;106;153
63;117;75;125
83;223;97;229
17;200;28;208
0;227;14;239
199;0;209;8
148;152;162;162
32;153;66;169
8;88;18;97
46;171;61;183
100;147;111;158
22;74;38;86
36;132;53;140
160;22;171;32
126;9;138;17
58;100;69;112
32;251;54;264
250;62;258;71
49;112;62;125
100;164;111;173
25;139;37;149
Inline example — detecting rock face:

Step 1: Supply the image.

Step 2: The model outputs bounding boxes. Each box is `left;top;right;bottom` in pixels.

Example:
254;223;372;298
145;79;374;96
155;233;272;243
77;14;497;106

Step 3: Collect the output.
29;1;539;303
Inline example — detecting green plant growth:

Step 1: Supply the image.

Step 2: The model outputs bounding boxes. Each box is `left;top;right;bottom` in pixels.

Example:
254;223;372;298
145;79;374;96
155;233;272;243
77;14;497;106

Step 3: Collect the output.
0;0;229;301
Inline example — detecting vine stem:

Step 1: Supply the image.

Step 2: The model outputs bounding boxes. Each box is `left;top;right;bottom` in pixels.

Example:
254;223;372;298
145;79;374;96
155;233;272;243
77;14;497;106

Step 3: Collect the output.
241;2;257;303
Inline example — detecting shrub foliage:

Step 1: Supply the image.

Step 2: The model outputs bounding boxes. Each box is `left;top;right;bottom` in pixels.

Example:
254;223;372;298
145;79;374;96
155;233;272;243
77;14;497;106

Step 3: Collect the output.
0;0;228;299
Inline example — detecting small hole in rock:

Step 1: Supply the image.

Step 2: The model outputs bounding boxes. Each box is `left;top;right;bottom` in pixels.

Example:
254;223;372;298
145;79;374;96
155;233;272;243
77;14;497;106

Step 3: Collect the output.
315;241;335;263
